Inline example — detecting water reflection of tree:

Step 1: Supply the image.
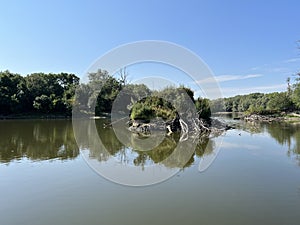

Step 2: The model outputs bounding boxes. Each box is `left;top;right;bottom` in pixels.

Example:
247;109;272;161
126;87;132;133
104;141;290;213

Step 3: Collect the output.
0;119;219;168
236;121;265;134
242;121;300;165
0;120;79;163
74;118;300;168
74;119;114;162
267;123;300;164
87;119;215;169
266;123;294;146
133;134;197;169
290;130;300;165
5;118;298;168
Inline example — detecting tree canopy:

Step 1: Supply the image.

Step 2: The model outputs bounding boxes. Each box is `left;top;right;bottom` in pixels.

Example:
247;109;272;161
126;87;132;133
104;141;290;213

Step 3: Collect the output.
211;77;300;114
0;70;79;116
11;68;300;119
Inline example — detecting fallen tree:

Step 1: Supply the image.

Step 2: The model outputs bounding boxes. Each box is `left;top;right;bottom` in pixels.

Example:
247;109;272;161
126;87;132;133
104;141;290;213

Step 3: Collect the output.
128;116;232;138
122;86;233;138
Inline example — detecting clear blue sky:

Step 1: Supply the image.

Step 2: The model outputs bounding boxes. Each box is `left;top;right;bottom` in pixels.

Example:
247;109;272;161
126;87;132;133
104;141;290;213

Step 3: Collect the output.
0;0;299;97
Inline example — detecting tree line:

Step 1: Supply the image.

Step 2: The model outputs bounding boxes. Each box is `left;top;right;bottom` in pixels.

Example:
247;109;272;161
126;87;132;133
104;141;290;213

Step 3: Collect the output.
1;69;211;120
210;75;300;114
0;70;79;116
74;69;211;121
2;68;299;118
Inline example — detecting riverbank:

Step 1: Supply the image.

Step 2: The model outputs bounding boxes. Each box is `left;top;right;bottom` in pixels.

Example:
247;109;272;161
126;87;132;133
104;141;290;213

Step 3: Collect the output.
0;112;114;120
213;111;300;124
242;112;300;123
0;113;71;120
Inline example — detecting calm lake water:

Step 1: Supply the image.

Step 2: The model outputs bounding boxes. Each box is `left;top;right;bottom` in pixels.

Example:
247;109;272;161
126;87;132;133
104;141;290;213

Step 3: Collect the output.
1;117;300;225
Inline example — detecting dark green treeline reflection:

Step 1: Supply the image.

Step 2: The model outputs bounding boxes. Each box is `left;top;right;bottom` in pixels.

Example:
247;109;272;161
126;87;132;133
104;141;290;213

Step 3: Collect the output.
1;119;299;166
71;119;213;169
219;113;300;163
0;120;79;163
239;121;300;159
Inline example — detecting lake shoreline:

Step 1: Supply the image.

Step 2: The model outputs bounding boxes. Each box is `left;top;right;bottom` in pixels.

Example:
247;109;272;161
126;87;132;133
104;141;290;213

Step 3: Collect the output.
213;111;300;122
0;112;113;120
2;112;300;124
0;114;71;120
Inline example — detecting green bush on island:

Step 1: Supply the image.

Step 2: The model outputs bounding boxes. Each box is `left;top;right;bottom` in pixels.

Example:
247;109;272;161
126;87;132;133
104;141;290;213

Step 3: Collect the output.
130;96;177;121
195;97;211;119
130;87;212;121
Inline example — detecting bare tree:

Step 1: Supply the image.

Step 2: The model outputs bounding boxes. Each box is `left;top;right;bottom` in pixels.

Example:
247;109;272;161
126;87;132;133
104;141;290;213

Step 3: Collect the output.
118;67;129;86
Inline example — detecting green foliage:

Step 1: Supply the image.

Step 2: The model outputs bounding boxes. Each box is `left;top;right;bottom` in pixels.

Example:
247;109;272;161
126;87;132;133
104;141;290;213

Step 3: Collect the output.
130;96;176;121
154;86;196;115
195;98;211;119
0;70;27;114
130;102;155;121
130;86;212;121
292;82;300;109
212;90;296;114
74;70;153;116
95;76;122;114
178;85;195;103
0;70;79;116
224;99;233;112
33;95;52;113
75;69;122;115
266;92;291;112
0;69;213;120
120;83;151;104
210;98;225;112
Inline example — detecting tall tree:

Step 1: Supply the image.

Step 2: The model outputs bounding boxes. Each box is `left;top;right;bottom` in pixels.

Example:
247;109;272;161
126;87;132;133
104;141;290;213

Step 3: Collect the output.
292;73;300;109
0;70;27;114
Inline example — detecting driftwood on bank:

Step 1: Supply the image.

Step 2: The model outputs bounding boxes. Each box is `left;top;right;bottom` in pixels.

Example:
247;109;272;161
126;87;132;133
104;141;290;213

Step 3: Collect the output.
243;114;283;123
128;116;232;138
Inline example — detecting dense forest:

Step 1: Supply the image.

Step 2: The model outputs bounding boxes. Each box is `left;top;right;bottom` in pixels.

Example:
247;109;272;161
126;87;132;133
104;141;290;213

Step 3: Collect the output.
210;74;300;114
2;68;299;118
75;69;211;121
0;70;79;116
0;69;211;120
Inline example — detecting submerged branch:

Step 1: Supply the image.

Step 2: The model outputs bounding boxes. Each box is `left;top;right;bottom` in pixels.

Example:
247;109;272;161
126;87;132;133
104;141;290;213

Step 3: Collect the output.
128;116;233;139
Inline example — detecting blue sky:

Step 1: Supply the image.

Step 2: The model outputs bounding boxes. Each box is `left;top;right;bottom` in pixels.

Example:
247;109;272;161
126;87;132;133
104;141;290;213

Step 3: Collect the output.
0;0;299;97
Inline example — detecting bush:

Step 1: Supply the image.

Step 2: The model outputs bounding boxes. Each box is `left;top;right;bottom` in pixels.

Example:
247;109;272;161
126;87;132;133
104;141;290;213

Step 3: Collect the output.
130;96;176;121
